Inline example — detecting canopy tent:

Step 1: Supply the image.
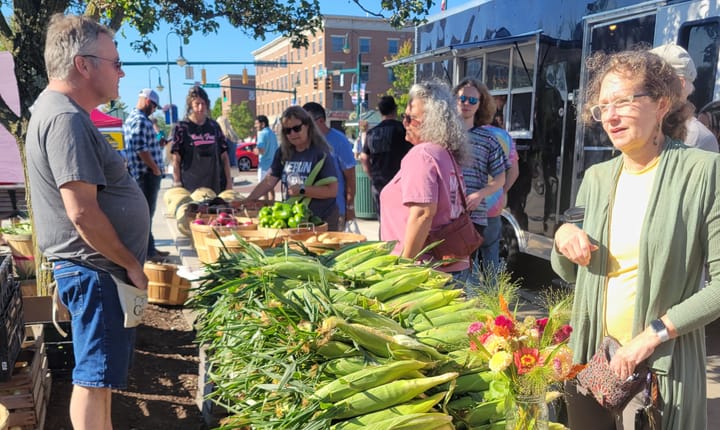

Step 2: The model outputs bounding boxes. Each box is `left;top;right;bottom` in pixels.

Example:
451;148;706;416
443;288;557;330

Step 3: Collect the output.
91;109;123;127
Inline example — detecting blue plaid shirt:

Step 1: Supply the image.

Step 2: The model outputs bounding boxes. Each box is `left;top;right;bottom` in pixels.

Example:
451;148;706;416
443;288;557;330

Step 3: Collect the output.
123;108;163;180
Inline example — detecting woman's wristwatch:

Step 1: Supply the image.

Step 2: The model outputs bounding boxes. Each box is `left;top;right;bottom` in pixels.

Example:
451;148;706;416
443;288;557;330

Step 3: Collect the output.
650;319;670;342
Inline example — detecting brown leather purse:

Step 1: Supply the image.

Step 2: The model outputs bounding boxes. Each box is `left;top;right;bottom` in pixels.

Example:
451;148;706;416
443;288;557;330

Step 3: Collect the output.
424;153;483;260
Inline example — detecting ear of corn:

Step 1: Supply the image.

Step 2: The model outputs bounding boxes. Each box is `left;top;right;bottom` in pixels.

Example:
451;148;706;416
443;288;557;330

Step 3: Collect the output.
331;319;396;358
313;176;338;186
390;334;447;361
465;398;505;426
360;412;454;430
312;359;428;402
384;289;440;309
440;370;498;395
412;300;478;325
332;303;409;335
331;391;447;429
345;255;400;278
411;308;494;332
316;340;360;359
322;356;386;378
394;289;465;318
324;372;459;420
472;420;507;430
331;243;394;271
436;349;489;374
415;322;473;352
263;261;342;283
362;269;431;301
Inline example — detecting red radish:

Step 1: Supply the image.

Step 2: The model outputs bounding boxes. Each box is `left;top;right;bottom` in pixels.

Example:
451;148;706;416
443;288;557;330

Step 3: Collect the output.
192;219;207;225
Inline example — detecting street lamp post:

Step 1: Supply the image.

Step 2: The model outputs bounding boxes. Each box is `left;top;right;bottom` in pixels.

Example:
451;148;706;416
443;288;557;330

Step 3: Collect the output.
343;33;363;130
147;66;164;93
165;31;188;124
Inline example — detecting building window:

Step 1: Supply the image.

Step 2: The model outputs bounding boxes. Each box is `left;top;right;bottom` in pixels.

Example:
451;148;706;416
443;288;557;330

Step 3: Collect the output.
333;92;344;110
318;38;323;52
305;69;308;85
331;61;344;87
387;68;396;83
360;64;370;82
359;37;371;54
331;35;345;53
305;47;308;58
388;39;399;55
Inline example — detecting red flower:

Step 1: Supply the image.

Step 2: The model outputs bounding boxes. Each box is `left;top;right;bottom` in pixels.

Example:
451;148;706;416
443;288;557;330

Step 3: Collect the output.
514;347;540;374
536;317;548;332
493;315;514;337
553;325;573;344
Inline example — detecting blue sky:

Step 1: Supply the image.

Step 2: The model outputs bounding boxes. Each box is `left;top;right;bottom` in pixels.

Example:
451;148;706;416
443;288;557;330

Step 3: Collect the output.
116;0;445;115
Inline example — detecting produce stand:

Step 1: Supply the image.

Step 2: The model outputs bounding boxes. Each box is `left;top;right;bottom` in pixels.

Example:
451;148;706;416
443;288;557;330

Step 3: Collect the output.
187;241;570;429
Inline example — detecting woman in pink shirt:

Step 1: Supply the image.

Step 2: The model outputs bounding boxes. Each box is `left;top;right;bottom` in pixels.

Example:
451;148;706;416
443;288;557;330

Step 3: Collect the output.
379;80;471;278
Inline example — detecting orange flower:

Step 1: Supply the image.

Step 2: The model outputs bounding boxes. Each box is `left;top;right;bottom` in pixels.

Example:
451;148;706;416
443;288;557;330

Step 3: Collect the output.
514;347;540;374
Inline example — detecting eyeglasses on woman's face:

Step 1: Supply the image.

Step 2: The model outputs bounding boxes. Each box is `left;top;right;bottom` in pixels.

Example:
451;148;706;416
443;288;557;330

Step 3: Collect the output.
282;123;305;135
402;114;422;127
458;95;479;105
80;54;123;72
590;93;649;122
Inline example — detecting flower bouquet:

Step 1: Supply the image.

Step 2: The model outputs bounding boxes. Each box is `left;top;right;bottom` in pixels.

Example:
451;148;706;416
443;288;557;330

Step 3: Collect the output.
467;280;581;430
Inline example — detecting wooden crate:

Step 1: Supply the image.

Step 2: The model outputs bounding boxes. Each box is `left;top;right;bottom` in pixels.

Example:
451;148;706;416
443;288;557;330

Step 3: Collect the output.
0;325;50;430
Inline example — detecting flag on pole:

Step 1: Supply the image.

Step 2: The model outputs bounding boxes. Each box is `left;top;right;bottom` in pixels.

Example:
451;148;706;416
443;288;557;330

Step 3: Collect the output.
441;0;447;11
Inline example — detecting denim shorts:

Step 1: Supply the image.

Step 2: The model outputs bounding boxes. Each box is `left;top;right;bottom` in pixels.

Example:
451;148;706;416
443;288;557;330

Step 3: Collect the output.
53;261;136;389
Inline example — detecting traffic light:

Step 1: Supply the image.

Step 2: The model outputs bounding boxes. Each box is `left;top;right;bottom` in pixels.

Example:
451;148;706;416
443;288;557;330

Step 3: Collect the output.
325;78;332;90
242;67;249;85
313;78;319;90
201;68;207;85
223;90;227;102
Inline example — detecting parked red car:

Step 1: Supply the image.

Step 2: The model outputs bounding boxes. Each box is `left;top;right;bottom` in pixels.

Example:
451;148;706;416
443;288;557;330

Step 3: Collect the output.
235;141;258;171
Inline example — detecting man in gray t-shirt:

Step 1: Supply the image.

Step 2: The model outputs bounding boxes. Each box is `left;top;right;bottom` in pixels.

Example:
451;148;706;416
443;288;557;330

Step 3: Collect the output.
25;14;149;428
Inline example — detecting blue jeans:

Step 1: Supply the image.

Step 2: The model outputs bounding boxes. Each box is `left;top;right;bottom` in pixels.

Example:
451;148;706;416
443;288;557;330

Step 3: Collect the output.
227;140;237;167
137;171;162;256
479;216;503;280
53;261;136;389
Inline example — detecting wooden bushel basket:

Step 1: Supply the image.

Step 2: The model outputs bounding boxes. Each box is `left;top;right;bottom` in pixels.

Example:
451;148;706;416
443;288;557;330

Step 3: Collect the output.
286;231;367;253
143;262;191;306
190;215;258;263
1;233;35;278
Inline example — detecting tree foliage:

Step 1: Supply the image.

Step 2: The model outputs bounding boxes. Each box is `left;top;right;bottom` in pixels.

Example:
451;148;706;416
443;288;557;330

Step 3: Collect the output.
0;0;433;146
385;39;415;116
211;97;255;140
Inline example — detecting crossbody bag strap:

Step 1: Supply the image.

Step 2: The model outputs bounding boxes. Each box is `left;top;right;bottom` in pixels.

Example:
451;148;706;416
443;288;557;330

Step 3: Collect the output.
446;149;470;212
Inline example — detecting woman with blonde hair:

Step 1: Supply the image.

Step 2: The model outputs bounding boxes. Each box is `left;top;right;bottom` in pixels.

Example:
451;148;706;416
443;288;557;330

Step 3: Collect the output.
380;79;471;277
242;106;339;229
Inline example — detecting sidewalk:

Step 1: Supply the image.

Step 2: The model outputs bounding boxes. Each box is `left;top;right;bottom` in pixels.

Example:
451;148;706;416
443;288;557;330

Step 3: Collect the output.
150;175;720;427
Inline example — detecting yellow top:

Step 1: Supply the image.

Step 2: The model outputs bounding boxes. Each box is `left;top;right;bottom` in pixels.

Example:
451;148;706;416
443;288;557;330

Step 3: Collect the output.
605;157;660;344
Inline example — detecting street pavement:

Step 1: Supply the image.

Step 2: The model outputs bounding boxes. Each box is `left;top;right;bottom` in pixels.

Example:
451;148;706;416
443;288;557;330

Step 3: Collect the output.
151;169;720;427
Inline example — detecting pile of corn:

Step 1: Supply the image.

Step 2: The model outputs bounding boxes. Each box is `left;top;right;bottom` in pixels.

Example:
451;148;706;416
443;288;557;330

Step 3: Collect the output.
190;240;566;430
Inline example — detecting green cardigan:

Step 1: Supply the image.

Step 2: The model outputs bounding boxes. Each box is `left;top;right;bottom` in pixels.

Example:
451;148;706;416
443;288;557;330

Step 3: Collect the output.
551;139;720;429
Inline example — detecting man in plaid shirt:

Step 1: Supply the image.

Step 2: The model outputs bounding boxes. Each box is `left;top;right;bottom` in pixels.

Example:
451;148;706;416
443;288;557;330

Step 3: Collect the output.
123;88;168;260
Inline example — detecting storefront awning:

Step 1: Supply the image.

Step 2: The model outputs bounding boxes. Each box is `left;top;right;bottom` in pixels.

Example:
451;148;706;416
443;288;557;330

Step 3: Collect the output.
383;30;543;68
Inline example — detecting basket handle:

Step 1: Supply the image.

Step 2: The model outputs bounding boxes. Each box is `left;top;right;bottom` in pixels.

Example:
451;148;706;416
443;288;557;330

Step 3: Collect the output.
296;222;316;233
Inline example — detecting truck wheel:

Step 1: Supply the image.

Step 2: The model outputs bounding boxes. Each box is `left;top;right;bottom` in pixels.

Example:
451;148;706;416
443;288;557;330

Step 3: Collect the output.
499;220;520;271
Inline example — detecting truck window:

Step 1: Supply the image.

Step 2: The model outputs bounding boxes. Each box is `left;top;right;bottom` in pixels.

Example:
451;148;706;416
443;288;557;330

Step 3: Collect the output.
678;19;720;112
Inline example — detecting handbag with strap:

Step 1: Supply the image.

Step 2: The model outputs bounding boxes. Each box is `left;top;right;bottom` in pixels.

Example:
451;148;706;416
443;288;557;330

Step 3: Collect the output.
424;152;484;260
576;336;650;413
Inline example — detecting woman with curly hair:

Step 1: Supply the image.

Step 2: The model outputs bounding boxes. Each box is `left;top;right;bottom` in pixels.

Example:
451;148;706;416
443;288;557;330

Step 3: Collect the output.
552;48;720;429
380;79;471;276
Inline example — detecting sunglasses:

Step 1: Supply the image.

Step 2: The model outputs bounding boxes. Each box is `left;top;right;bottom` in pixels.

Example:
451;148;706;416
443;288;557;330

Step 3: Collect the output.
81;54;123;71
282;124;304;135
459;95;479;105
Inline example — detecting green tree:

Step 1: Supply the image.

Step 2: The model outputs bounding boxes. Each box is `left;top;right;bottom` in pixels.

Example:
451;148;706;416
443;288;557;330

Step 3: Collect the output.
211;97;255;140
385;39;415;116
0;0;434;289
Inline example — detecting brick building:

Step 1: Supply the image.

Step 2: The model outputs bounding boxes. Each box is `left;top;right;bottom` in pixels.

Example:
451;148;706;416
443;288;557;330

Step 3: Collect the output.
252;15;413;129
219;73;257;118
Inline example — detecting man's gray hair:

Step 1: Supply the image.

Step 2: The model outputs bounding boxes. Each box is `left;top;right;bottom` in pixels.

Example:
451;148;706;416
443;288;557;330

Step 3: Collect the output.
44;14;114;81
